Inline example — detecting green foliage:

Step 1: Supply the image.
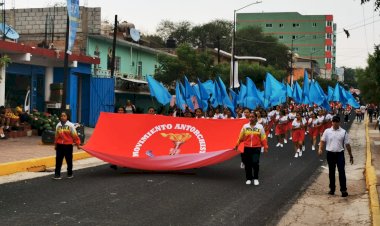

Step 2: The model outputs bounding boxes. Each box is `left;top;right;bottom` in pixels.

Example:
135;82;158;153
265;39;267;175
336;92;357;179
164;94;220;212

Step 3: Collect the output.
357;45;380;103
142;34;165;48
29;111;60;131
235;26;290;70
0;55;11;68
342;67;358;88
155;43;215;86
361;0;380;11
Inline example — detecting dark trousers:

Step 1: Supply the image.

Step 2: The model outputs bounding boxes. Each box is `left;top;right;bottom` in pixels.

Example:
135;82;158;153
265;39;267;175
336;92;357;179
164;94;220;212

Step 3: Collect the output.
55;144;74;177
243;147;261;180
326;151;347;192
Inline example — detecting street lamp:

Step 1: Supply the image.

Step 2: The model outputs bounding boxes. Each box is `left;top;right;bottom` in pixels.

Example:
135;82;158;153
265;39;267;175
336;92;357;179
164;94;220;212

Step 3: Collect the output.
231;1;262;89
289;35;305;88
216;35;226;64
310;49;322;80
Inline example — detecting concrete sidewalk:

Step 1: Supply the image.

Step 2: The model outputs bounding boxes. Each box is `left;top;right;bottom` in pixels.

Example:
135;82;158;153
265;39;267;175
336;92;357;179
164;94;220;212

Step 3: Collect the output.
0;127;96;175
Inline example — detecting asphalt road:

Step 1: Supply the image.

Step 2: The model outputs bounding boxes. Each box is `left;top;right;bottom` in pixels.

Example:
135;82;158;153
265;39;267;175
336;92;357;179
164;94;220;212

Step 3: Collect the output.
0;115;354;226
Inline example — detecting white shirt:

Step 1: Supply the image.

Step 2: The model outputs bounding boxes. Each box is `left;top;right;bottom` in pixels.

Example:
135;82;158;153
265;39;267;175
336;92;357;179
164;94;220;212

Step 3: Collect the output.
277;115;288;124
308;118;318;127
321;127;349;152
292;118;306;129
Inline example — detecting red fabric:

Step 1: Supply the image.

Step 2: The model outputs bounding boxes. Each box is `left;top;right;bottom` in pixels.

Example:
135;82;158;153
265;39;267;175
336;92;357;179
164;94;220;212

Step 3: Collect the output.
292;129;305;142
275;124;286;135
309;127;319;137
82;113;247;171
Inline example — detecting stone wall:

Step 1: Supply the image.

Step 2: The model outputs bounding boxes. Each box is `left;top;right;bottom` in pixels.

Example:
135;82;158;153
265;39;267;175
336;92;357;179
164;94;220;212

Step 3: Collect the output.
4;6;101;54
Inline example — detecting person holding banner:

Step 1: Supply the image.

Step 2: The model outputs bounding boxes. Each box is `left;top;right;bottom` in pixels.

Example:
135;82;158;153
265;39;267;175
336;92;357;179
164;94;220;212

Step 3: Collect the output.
234;112;268;186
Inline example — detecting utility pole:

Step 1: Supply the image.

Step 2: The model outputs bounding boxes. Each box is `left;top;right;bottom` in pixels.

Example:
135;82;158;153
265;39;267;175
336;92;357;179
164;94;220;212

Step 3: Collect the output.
290;39;294;88
217;35;221;64
110;15;117;78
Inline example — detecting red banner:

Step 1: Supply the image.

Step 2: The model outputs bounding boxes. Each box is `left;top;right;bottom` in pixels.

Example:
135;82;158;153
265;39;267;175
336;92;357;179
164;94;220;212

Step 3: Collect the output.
82;113;247;171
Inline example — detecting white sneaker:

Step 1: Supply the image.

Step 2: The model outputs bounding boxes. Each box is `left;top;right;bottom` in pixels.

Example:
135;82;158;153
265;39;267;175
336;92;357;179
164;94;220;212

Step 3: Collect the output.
284;139;288;144
289;137;292;140
276;143;281;147
280;143;284;148
302;145;305;151
240;162;245;169
294;152;299;158
297;148;301;153
246;180;252;185
299;151;302;157
312;145;315;151
253;179;259;186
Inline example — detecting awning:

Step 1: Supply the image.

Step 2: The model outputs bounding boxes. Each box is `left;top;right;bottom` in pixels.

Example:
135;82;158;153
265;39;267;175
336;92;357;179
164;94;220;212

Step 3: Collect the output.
118;76;148;84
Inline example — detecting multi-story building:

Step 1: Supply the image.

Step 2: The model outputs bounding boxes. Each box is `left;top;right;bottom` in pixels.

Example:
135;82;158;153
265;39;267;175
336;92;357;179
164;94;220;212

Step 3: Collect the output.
236;12;336;79
2;6;174;125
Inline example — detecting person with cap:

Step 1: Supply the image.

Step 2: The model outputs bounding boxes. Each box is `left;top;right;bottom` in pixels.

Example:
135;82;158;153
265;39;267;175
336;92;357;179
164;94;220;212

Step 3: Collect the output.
318;115;353;197
234;112;268;186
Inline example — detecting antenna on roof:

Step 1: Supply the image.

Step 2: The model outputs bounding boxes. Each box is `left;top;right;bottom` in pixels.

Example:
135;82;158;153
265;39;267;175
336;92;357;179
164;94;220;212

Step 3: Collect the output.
130;28;140;42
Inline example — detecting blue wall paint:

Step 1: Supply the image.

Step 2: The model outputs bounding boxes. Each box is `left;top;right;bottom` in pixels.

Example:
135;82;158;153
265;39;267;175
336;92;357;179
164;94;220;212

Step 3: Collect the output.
6;63;45;111
89;77;115;127
81;74;91;125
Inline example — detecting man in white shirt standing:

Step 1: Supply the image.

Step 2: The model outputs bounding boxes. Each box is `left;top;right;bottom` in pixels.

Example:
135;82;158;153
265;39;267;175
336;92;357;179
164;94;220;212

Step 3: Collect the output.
318;115;353;197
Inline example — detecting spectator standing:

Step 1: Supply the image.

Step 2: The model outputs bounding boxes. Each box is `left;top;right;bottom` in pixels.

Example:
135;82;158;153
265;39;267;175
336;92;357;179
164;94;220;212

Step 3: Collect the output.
53;111;81;180
125;100;136;114
318;115;353;197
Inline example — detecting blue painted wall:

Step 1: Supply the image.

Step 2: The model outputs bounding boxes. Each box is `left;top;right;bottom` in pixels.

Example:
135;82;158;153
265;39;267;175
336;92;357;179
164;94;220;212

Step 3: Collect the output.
89;77;115;127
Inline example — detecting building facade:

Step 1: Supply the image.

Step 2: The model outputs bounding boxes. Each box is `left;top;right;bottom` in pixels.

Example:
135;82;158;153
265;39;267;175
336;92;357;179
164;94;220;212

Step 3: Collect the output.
236;12;336;79
1;6;175;124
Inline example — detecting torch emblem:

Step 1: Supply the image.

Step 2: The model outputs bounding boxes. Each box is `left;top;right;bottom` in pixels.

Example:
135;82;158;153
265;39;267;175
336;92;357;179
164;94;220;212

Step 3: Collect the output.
161;133;192;155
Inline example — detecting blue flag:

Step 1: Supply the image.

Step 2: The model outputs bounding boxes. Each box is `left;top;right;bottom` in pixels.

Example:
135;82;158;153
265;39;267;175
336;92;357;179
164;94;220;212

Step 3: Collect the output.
302;70;310;104
147;75;172;105
175;82;187;111
216;77;235;117
237;83;247;107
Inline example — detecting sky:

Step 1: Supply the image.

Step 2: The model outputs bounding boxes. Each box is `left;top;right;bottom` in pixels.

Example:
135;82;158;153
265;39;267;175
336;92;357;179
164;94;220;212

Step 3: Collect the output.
7;0;380;69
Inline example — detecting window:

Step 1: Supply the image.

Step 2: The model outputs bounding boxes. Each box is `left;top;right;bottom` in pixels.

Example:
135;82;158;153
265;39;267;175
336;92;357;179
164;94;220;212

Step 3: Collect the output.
279;23;284;28
115;56;121;72
312;22;317;27
313;35;317;39
293;23;300;27
265;23;272;28
293;47;299;52
327;21;332;26
311;47;316;52
137;61;142;76
326;58;332;64
279;35;284;40
326;46;332;51
326;33;332;39
292;35;301;40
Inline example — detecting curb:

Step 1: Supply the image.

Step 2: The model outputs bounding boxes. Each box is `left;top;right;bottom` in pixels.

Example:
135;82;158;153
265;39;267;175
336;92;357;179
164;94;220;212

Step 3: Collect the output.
365;118;380;226
0;151;92;176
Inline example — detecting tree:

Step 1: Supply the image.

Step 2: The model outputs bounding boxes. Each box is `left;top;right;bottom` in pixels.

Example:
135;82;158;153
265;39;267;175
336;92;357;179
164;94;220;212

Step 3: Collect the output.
342;67;358;88
235;26;290;70
190;20;233;51
156;20;193;44
154;43;215;86
356;45;380;103
142;34;165;48
361;0;380;12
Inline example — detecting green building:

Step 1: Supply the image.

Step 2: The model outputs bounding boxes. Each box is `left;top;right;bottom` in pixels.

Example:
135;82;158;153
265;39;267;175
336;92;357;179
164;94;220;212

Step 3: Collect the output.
236;12;336;78
87;35;175;112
